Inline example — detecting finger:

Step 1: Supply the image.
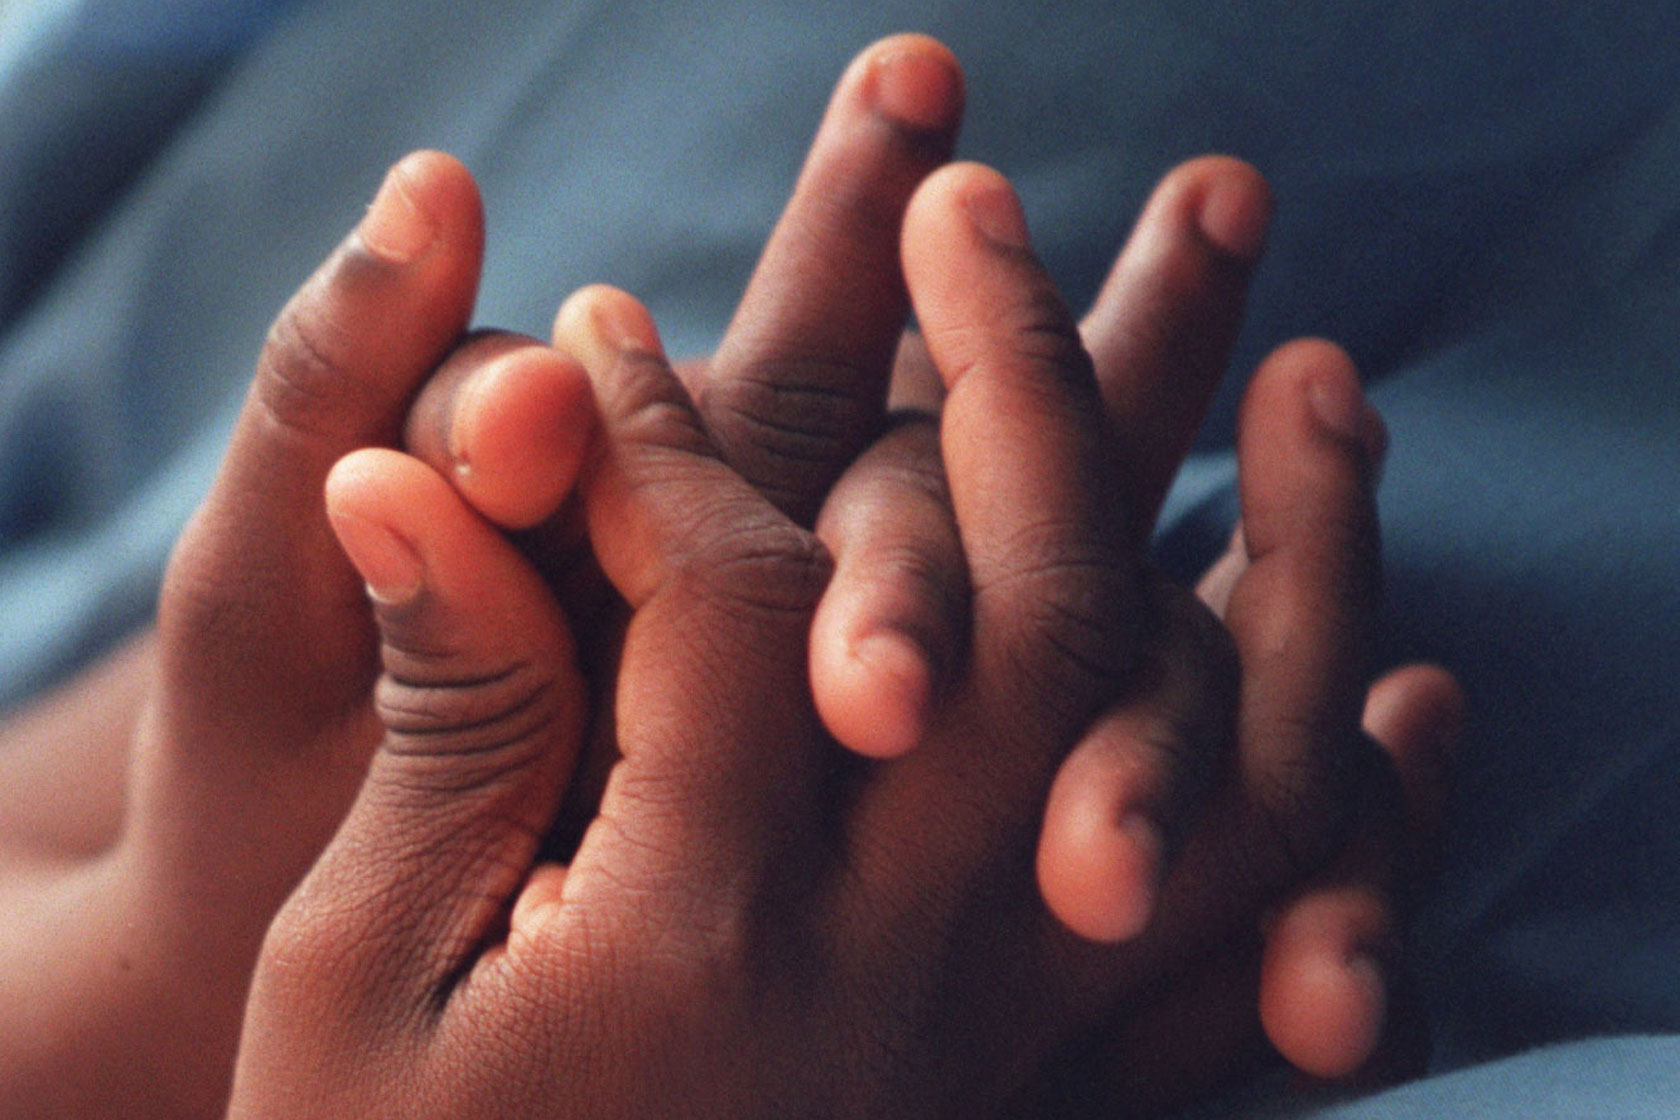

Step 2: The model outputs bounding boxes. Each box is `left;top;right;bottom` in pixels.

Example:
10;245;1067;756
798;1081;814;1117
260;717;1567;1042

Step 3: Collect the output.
809;415;967;759
906;163;1137;743
1360;662;1462;860
847;164;1139;929
1259;883;1393;1081
1082;156;1272;541
696;34;963;524
552;285;830;910
1196;522;1248;617
401;330;595;530
1036;582;1237;944
1258;663;1464;1081
1200;404;1385;618
156;151;483;743
267;447;584;1006
1048;666;1463;1111
1221;338;1385;881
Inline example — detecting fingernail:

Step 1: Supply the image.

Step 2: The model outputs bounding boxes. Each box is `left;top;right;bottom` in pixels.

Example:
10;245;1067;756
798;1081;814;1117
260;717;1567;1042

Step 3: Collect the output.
962;176;1032;250
1109;813;1165;941
331;512;424;605
1197;174;1270;262
360;158;437;264
854;630;934;748
1307;368;1367;444
869;44;963;133
448;366;490;481
555;285;664;371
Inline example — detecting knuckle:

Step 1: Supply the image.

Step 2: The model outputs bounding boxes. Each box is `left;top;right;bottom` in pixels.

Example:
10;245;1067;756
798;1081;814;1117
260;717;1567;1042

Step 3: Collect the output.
978;524;1136;695
374;656;568;795
678;513;835;621
1150;578;1242;700
256;871;394;1014
874;536;967;624
934;281;1089;392
705;358;881;514
865;416;950;504
1247;714;1364;879
254;262;386;441
601;348;714;460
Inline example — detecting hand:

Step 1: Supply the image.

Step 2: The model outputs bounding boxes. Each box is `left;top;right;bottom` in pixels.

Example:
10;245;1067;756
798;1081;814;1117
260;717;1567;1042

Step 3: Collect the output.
0;36;964;1114
228;146;1460;1115
0;151;515;1119
225;219;1171;1114
392;34;1463;1106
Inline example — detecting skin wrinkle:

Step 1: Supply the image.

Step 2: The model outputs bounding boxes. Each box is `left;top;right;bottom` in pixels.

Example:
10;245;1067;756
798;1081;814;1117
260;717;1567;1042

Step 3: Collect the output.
254;255;410;445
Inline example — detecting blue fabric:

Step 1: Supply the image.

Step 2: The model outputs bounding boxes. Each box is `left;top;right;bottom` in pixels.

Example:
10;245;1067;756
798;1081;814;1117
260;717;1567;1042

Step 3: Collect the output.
1;0;1677;1111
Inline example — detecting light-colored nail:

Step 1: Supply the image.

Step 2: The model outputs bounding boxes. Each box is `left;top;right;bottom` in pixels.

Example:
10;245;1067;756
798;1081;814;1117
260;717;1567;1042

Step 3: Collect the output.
359;159;437;264
1307;369;1367;444
868;44;962;132
331;511;424;606
554;285;664;373
1197;173;1269;262
962;177;1032;250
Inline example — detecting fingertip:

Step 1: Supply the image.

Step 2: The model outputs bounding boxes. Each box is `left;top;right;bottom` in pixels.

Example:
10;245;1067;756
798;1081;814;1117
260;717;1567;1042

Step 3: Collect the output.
855;33;965;136
1038;800;1164;945
1250;338;1364;440
324;449;435;606
906;161;1021;246
357;150;483;265
1234;336;1378;566
1364;664;1465;756
954;164;1032;250
449;346;596;530
1363;663;1466;845
1259;887;1391;1081
1156;155;1273;264
1038;741;1167;943
1194;159;1272;263
812;620;934;759
553;284;663;361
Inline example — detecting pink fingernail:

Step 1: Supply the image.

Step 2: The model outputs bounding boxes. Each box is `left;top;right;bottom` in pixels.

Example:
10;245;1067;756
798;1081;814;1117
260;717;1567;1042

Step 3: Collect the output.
1307;369;1366;444
331;511;424;605
869;45;963;133
1197;174;1269;262
360;158;437;264
963;177;1032;250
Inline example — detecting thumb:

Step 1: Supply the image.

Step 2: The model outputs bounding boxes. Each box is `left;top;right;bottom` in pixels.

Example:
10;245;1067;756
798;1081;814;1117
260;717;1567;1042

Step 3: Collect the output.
285;448;586;1007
